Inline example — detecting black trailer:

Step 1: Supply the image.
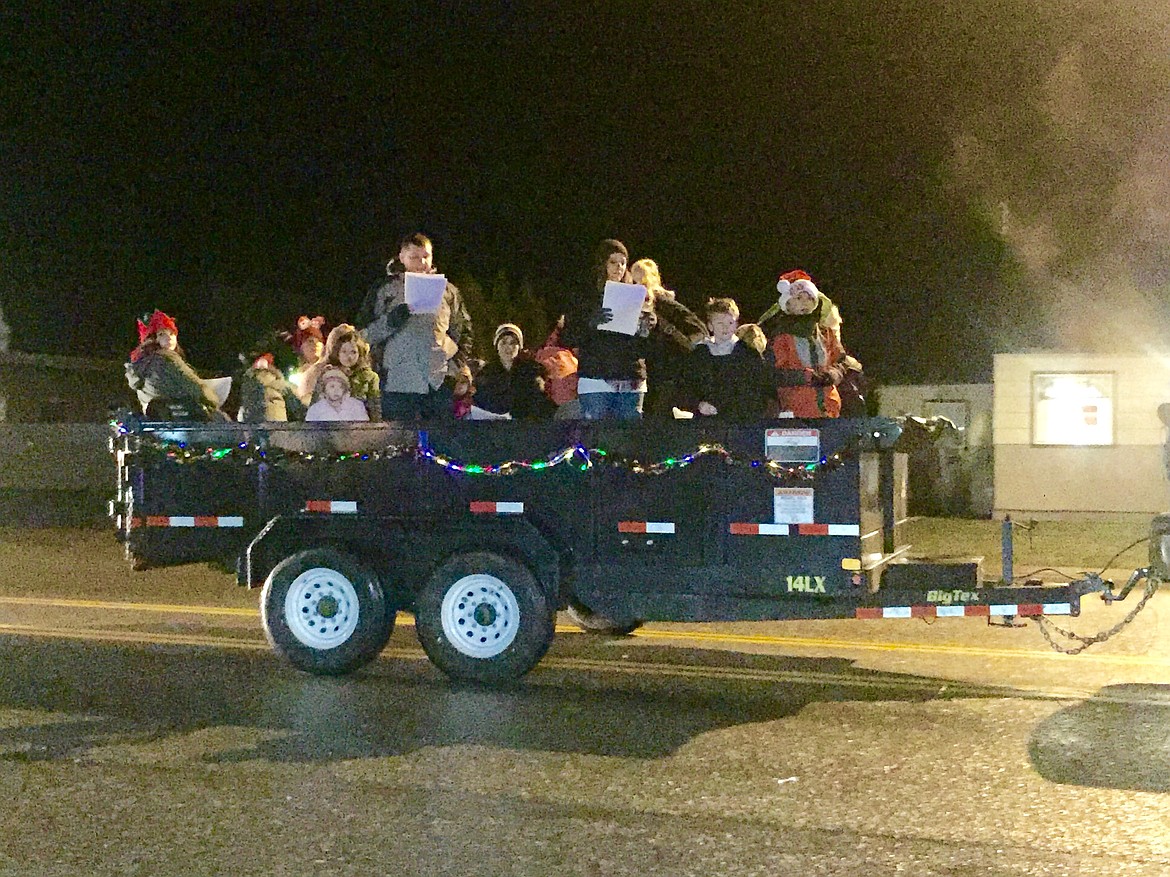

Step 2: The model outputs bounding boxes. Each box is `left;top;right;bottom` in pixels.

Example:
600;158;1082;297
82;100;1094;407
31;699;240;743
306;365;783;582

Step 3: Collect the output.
109;417;1104;684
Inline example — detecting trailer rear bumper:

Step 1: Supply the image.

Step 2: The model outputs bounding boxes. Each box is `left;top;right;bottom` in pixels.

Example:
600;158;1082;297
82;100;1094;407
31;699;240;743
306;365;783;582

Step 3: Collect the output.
856;583;1083;620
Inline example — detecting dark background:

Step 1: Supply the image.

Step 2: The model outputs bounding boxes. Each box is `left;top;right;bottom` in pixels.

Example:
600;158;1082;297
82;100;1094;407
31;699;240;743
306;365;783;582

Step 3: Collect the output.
4;2;1168;383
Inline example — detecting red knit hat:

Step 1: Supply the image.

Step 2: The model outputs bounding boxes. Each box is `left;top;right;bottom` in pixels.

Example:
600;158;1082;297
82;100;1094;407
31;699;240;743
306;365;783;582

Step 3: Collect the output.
136;310;178;344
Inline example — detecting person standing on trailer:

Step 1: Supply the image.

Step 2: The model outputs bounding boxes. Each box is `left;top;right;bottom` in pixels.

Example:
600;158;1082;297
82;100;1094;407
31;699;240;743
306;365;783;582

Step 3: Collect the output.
629;257;708;416
822;303;867;418
356;232;474;421
562;239;651;420
687;297;772;421
762;270;847;418
473;322;555;420
304;367;371;422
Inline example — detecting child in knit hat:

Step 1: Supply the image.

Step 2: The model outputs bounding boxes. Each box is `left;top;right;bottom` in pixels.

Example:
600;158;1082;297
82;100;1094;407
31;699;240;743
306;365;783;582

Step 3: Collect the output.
474;322;553;419
125;310;224;420
305;367;370;422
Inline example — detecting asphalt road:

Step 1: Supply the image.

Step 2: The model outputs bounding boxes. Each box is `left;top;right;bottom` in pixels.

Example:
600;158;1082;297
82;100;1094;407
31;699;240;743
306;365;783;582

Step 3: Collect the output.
0;528;1167;876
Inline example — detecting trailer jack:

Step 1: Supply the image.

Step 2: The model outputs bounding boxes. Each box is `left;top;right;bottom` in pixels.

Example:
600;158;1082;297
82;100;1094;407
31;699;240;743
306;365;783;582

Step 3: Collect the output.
987;614;1027;629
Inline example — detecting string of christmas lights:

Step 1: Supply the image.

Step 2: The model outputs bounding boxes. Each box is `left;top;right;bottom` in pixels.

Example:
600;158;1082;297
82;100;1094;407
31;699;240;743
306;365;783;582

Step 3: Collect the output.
419;442;593;474
591;442;853;480
122;429;857;481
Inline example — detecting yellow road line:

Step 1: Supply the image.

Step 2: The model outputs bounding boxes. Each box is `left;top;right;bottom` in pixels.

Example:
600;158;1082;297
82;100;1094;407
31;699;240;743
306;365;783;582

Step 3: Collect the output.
5;622;1164;706
626;627;1170;668
0;596;1165;669
0;596;259;617
0;623;270;651
0;622;426;662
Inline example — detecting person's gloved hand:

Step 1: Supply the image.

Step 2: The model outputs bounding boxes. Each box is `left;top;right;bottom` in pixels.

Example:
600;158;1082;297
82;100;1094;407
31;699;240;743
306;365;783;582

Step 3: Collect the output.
387;302;411;330
589;307;613;328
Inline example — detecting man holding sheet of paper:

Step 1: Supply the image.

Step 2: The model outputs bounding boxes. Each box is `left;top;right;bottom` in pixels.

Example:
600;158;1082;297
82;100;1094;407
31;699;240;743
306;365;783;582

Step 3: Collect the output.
357;232;474;421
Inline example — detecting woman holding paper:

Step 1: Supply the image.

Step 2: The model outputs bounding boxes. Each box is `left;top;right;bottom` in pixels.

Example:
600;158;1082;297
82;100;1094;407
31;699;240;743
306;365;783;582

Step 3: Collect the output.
562;239;652;420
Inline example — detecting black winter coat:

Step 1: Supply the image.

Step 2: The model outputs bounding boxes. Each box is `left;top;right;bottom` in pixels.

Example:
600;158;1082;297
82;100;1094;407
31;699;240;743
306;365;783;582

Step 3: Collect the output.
687;341;774;421
473;356;555;419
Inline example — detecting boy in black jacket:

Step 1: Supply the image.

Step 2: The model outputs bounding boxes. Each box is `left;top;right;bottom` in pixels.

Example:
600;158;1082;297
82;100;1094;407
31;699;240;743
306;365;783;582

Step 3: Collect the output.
688;298;772;421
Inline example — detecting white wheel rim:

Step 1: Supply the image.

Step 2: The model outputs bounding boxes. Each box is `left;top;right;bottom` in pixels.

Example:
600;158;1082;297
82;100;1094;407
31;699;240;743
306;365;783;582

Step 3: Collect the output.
440;573;520;658
283;566;361;650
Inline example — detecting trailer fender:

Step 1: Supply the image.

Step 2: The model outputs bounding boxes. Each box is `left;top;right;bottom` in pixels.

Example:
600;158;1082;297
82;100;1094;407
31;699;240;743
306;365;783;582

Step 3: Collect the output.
240;513;561;605
405;517;562;603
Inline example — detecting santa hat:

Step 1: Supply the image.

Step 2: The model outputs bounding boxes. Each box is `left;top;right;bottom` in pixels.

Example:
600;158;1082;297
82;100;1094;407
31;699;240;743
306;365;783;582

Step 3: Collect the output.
775;269;819;313
136;310;178;344
292;315;326;351
493;322;524;349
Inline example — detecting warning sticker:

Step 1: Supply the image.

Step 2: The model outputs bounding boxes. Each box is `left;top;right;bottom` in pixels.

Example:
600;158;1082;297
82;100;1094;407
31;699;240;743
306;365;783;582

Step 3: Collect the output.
765;428;820;462
774;487;815;524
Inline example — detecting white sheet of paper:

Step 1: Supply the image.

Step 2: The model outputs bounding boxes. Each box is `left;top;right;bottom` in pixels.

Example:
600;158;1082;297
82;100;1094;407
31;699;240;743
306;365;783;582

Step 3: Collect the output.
404;272;447;314
599;281;648;335
203;376;232;406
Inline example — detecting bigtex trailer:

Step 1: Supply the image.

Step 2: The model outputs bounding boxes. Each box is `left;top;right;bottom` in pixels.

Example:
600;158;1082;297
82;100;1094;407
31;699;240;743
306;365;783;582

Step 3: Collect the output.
109;417;1156;684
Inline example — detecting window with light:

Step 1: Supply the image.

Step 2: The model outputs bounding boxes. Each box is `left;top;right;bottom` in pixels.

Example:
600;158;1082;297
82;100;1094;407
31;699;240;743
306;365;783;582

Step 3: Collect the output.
1031;372;1114;446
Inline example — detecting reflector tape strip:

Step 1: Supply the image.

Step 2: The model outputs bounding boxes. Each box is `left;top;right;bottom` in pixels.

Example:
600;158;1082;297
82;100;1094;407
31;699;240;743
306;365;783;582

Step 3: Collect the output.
729;523;789;536
827;524;861;536
730;523;859;536
618;521;676;534
141;516;244;528
304;501;358;514
856;602;1072;619
469;501;525;514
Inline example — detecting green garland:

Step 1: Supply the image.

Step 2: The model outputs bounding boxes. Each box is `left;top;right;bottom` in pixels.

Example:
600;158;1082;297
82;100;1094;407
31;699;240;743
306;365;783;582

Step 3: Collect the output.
127;433;855;482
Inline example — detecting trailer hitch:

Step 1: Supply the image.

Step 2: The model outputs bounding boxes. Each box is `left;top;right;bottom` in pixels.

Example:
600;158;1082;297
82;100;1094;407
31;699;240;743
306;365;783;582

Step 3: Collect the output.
1035;568;1163;654
1097;567;1147;604
1062;567;1154;604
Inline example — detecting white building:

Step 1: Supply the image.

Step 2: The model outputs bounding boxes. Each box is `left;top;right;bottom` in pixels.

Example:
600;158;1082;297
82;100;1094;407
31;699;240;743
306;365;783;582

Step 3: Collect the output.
993;353;1170;518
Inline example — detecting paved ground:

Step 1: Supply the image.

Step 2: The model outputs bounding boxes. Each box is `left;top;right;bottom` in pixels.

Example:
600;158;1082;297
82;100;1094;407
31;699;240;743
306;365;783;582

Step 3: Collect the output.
0;527;1166;876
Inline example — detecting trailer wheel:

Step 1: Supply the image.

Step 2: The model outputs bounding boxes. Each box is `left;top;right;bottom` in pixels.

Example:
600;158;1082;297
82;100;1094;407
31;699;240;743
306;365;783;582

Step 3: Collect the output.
414;551;554;685
566;598;643;636
261;547;392;676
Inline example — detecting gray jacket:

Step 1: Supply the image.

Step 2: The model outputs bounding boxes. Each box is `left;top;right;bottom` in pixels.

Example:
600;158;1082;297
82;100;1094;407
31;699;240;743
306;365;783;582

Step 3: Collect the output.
125;349;219;413
359;273;473;394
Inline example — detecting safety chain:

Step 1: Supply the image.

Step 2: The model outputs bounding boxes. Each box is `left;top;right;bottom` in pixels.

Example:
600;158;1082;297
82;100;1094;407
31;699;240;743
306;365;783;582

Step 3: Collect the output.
1035;572;1163;655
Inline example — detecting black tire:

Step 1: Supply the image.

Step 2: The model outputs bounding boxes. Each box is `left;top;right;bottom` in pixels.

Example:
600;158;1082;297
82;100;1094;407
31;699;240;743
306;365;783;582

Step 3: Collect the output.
566;598;643;636
261;547;392;676
414;551;555;685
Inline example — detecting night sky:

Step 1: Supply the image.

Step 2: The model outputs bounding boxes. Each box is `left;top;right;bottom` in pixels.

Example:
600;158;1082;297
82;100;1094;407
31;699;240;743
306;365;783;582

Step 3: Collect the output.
4;3;1169;383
